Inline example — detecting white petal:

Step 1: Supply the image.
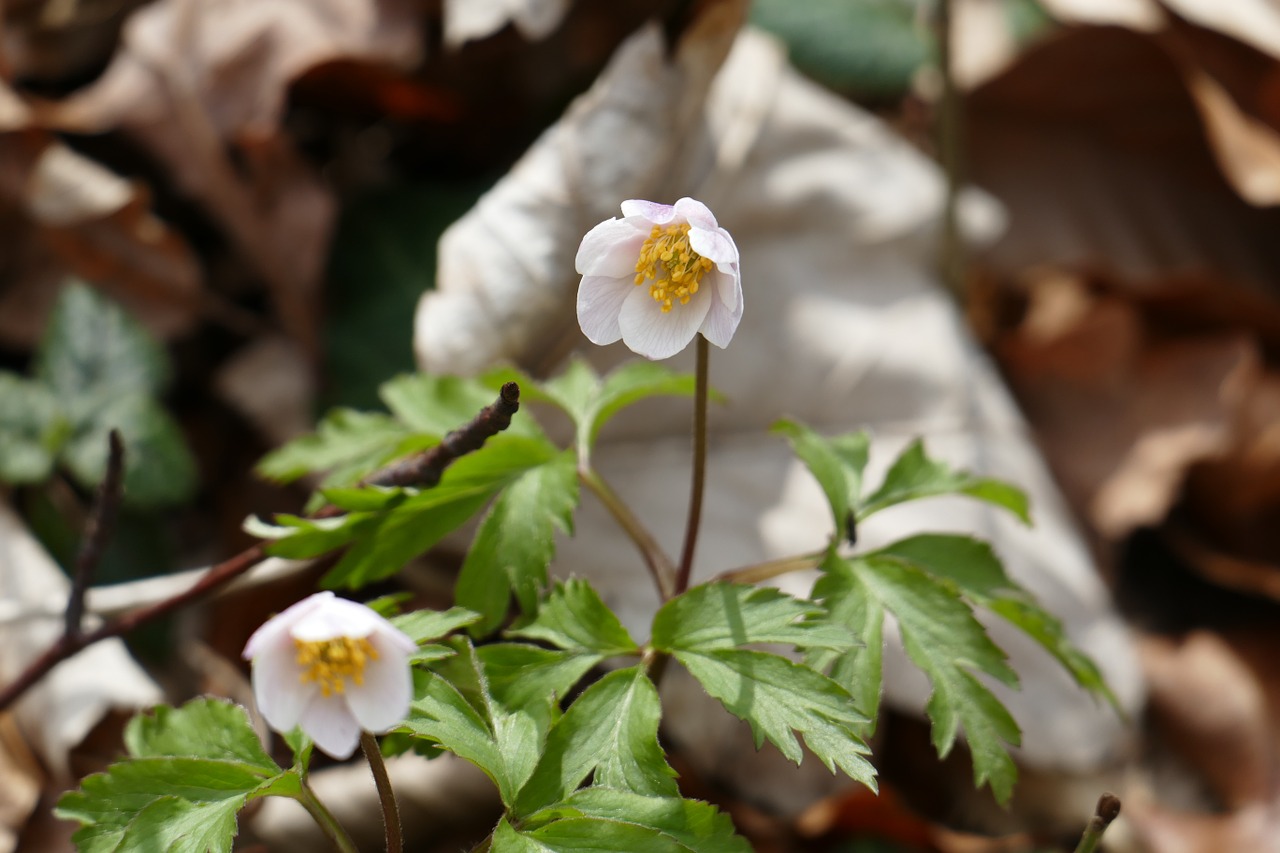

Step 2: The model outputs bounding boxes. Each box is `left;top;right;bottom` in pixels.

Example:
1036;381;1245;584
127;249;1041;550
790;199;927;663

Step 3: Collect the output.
673;197;718;231
251;633;317;732
344;636;413;732
687;226;737;267
243;592;332;659
299;694;363;759
699;277;744;349
574;218;646;276
620;199;675;223
618;285;711;360
290;596;383;642
577;275;632;344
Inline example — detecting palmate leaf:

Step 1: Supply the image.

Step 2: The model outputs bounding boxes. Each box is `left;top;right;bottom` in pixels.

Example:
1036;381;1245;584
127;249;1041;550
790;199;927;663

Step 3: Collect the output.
859;439;1030;524
819;554;1022;803
506;579;638;656
477;644;603;710
771;420;869;539
514;667;677;816
456;450;580;636
650;582;855;652
497;788;750;853
55;699;296;853
0;372;67;484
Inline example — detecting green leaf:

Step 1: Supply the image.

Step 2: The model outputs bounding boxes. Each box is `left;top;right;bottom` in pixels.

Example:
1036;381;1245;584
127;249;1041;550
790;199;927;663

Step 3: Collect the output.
511;789;751;853
255;408;415;485
874;534;1118;709
772;421;869;539
0;372;67;484
859;439;1030;524
381;373;545;441
319;434;559;588
391;606;482;645
807;560;884;731
515;667;677;816
477;644;602;710
456;450;579;635
671;648;876;788
839;555;1022;802
55;699;292;853
506;579;638;655
651;582;855;653
536;358;601;429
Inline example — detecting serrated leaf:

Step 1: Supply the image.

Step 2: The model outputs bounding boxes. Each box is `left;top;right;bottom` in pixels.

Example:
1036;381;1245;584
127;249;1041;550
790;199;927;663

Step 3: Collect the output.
0;372;66;484
536;358;601;428
391;606;481;645
512;789;751;853
125;700;276;768
772;420;869;539
672;648;876;788
874;534;1118;709
588;361;699;448
320;434;559;588
651;582;855;653
319;485;408;512
515;667;677;816
255;408;415;485
477;644;602;710
506;579;637;655
807;560;884;731
859;439;1030;524
456;450;579;635
842;555;1021;802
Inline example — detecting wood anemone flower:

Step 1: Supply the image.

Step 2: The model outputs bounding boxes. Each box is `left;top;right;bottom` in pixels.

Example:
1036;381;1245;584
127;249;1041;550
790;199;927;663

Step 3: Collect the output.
576;198;743;360
242;592;416;759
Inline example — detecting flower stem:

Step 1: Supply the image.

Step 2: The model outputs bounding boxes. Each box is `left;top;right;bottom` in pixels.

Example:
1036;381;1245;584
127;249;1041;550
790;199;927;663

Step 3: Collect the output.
361;731;402;853
296;783;360;853
714;550;826;585
674;337;710;597
1073;792;1121;853
579;466;676;599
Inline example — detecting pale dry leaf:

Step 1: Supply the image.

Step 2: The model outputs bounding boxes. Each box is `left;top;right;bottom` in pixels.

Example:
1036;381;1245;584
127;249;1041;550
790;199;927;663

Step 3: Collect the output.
0;716;42;853
415;21;1142;821
1038;0;1165;30
214;334;316;447
0;500;161;781
1183;66;1280;206
952;0;1021;89
443;0;572;46
1161;0;1280;61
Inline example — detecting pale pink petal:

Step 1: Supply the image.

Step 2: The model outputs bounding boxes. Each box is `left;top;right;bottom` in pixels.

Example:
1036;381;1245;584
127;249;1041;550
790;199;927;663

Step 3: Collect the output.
243;592;330;659
699;278;744;349
618;285;711;360
673;198;718;231
687;227;737;267
577;275;632;345
291;596;384;642
251;633;317;731
299;695;363;759
344;636;413;732
574;218;647;276
620;199;675;223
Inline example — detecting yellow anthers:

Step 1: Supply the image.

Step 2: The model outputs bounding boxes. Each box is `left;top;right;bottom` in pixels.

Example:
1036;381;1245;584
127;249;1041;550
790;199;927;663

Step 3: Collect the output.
634;223;714;312
295;636;379;697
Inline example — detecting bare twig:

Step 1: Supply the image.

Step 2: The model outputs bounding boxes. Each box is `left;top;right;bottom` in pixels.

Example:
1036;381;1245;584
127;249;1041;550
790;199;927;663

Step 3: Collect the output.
65;430;126;639
1073;792;1121;853
0;384;522;713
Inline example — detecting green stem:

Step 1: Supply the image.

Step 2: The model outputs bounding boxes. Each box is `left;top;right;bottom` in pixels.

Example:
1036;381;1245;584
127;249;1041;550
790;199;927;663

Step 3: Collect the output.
579;466;676;599
1074;792;1121;853
673;337;709;596
713;550;826;585
361;731;402;853
296;783;360;853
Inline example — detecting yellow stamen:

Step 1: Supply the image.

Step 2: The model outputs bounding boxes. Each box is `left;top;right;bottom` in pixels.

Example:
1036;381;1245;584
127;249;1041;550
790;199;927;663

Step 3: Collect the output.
295;636;379;697
633;223;713;313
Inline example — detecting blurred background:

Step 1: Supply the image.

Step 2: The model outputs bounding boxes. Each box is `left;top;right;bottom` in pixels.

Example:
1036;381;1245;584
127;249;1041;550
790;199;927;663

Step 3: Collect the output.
4;0;1280;850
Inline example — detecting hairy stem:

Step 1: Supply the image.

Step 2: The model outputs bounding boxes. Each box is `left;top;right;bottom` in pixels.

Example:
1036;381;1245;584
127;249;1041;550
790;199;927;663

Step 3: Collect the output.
297;784;360;853
673;337;709;596
361;731;402;853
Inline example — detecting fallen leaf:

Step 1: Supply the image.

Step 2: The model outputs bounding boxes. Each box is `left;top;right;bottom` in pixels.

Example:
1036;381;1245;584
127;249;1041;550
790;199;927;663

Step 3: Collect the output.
443;0;572;47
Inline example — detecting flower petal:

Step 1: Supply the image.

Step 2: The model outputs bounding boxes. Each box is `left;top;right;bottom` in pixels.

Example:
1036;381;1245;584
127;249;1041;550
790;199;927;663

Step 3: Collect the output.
299;695;363;759
344;635;413;732
699;274;744;349
673;197;718;231
577;275;632;345
619;285;711;360
243;592;331;659
574;217;647;276
620;199;675;223
290;596;384;642
251;633;316;731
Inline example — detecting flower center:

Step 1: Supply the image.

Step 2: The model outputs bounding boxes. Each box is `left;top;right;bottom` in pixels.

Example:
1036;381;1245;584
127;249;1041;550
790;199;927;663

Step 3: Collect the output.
633;223;714;312
295;637;378;697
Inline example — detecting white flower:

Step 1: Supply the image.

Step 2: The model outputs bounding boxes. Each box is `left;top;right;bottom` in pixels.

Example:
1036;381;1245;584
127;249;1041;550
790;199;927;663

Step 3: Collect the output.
576;197;742;360
242;592;416;759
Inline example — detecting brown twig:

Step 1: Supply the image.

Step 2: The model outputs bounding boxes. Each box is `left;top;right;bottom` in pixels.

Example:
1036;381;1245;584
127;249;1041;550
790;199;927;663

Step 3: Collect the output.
0;384;522;713
1073;792;1121;853
65;430;126;639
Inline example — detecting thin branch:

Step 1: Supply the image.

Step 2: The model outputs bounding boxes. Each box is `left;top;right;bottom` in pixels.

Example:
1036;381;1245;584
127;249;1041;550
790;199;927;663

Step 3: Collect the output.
713;550;825;586
0;384;523;713
361;731;402;853
65;430;126;639
1073;792;1121;853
